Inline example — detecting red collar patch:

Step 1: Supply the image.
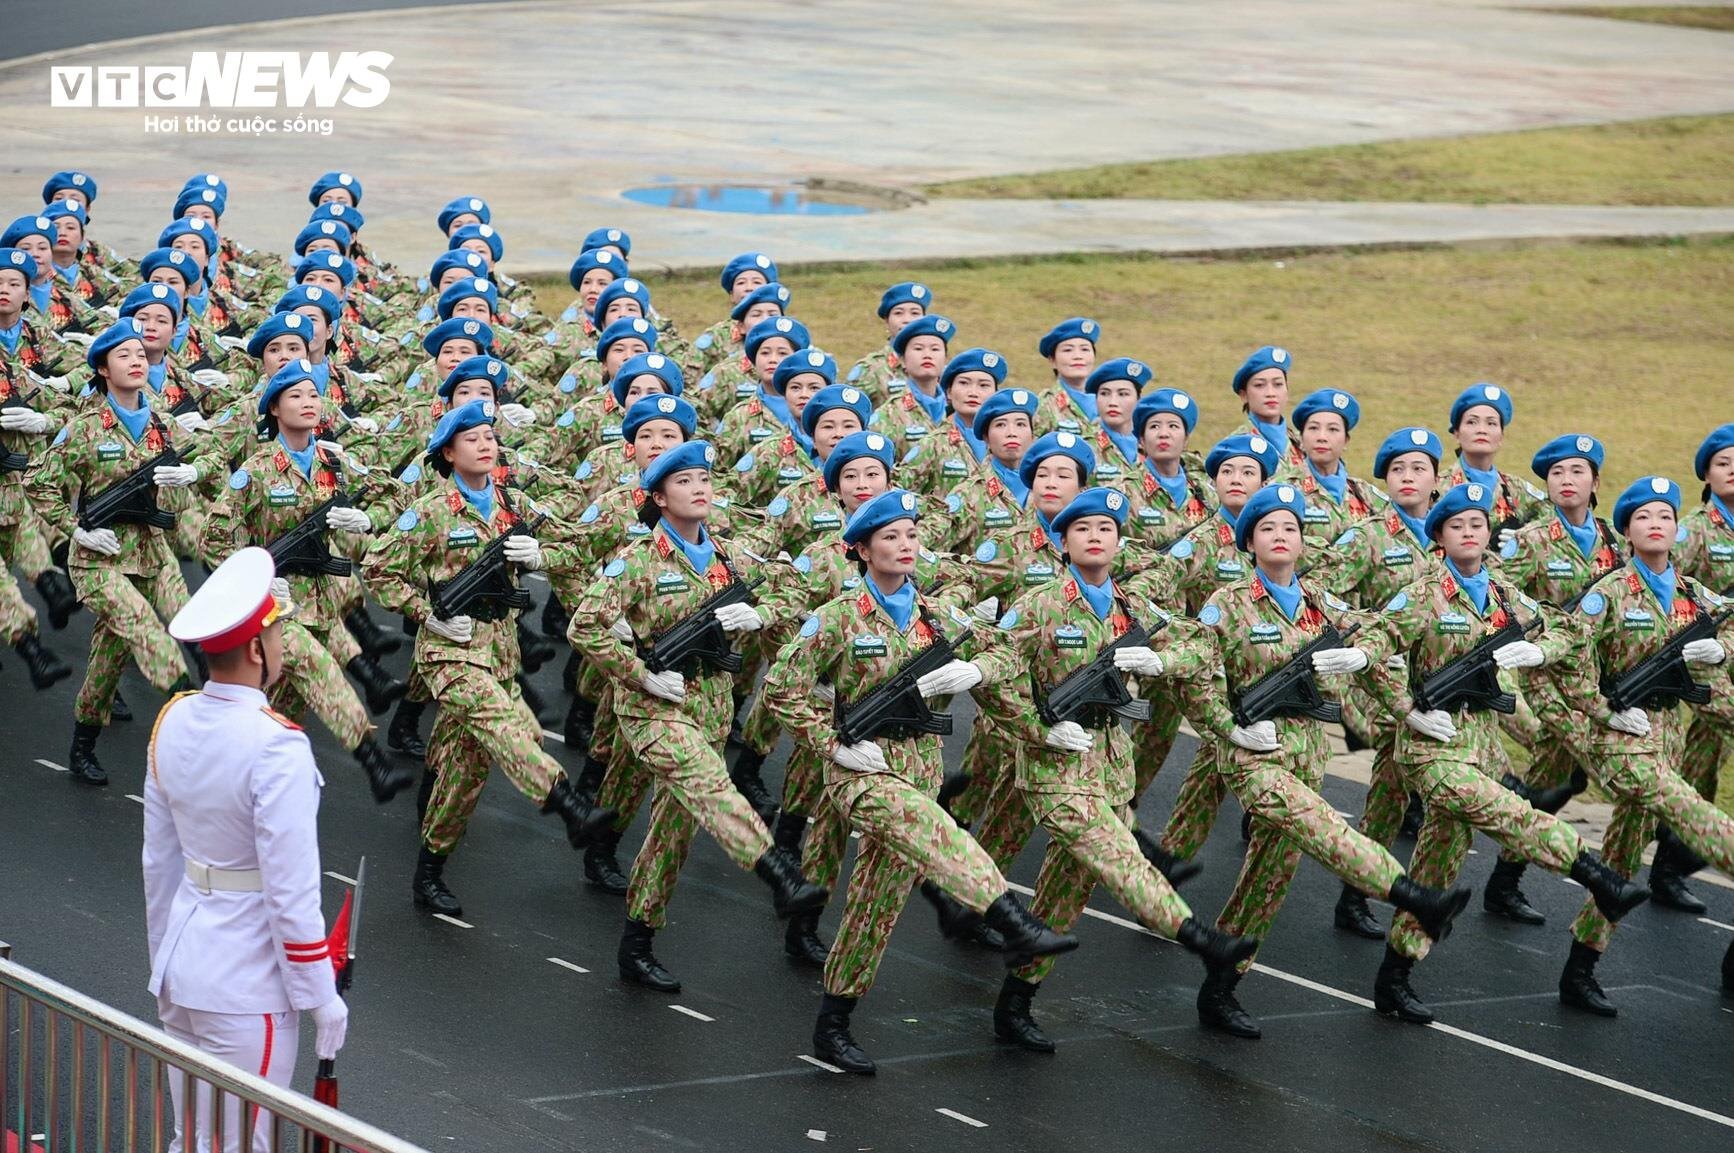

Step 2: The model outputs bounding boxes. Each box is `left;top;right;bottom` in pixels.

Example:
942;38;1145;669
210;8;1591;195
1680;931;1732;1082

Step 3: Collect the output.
446;490;464;514
656;532;674;558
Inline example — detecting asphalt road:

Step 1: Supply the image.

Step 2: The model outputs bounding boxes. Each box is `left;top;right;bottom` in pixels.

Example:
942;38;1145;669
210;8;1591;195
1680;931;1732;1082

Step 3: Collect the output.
1;568;1731;1153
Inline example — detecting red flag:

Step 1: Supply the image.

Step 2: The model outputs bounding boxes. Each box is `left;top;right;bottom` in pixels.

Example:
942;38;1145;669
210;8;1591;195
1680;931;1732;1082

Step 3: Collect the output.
326;891;353;985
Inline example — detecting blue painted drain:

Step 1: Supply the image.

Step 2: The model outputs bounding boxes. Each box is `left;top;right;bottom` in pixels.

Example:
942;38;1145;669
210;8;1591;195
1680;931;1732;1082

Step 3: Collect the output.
621;184;877;216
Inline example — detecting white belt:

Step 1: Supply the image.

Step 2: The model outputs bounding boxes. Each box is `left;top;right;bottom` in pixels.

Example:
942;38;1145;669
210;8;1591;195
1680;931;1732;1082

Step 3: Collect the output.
185;860;263;894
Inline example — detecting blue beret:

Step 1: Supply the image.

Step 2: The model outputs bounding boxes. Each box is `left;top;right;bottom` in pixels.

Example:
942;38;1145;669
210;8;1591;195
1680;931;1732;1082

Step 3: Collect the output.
592;277;652;326
971;387;1040;440
1613;476;1682;536
308;171;363;207
245;311;316;358
1373;427;1444;479
891;314;955;357
610;352;685;405
294;252;357;288
941;348;1007;392
274;284;341;324
774;348;838;395
745;316;810;361
1231;345;1291;394
41;200;88;228
1693;424;1734;481
640;439;717;491
438;355;510;402
438;196;491;234
1531;433;1605;479
120;282;182;319
801;384;871;437
1291;388;1360;433
823;430;896;493
1084;356;1153;396
721;252;777;291
1424;482;1498;541
257;358;320;416
567;248;626;290
623;393;698;442
1448;383;1513;431
172;185;225;220
139;246;203;287
448;223;503;263
42;171;97;204
1;215;55;248
1038;317;1100;359
877;282;931;318
85;318;146;371
181;173;227;199
431;250;489;287
1052;486;1130;536
1206;433;1280;481
1019;430;1096;489
1133;387;1198;436
437;277;498;321
293;219;352;256
842;488;921;546
421;315;495;359
1236;482;1309;551
157;216;218;254
597;316;658;360
730;282;791;322
307;202;364;232
0;248;39;282
427;399;497;457
581;226;631;256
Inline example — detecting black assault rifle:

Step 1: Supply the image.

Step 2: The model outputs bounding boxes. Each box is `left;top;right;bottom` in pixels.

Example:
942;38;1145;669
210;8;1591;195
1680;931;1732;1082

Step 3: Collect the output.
76;444;183;532
1412;612;1541;716
835;622;964;746
266;494;355;577
0;387;40;472
1034;617;1164;729
1231;622;1360;727
1601;597;1734;712
639;574;767;677
429;512;548;622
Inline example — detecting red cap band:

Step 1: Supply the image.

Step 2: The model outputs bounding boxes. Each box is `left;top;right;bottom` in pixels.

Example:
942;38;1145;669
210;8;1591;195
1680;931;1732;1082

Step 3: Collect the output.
199;593;279;653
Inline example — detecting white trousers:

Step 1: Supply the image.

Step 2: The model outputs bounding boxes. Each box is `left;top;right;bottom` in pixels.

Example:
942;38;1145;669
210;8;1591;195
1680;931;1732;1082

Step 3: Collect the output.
158;997;299;1153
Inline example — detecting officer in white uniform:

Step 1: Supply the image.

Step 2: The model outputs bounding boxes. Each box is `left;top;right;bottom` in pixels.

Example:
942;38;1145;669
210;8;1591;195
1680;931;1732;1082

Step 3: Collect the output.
143;547;349;1153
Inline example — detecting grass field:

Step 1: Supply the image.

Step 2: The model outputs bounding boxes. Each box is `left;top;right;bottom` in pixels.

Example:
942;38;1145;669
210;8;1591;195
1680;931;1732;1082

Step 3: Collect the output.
1527;6;1734;33
922;114;1734;207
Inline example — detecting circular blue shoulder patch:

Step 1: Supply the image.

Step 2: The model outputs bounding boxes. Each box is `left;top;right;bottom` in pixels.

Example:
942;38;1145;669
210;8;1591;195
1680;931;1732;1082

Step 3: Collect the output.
767;496;789;517
793;553;812;574
695;332;713;350
1580;591;1606;617
902;446;922;465
975;540;998;563
557;408;576;428
1171;537;1194;560
580;502;601;524
699;371;716;391
1198;603;1221;626
575;460;593;480
799;614;820;638
1332;528;1357;548
395;508;419;531
997;608;1020;630
1676;524;1689;543
558;374;577;394
1384;591;1408;613
406;371;421;391
227;468;250;490
400;462;422;484
735;452;756;473
1499;534;1519;560
603;558;627;578
946;493;963;514
386;413;403;432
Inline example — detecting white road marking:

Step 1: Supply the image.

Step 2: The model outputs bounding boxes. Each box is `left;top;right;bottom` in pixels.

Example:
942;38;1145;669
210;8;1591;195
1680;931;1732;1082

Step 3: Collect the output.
1698;917;1734;934
548;957;590;974
936;1108;987;1128
35;759;65;772
432;914;473;929
324;871;356;885
542;729;565;744
1466;848;1479;855
125;794;145;805
806;1129;827;1142
797;1054;844;1074
669;1004;714;1023
1563;878;1582;888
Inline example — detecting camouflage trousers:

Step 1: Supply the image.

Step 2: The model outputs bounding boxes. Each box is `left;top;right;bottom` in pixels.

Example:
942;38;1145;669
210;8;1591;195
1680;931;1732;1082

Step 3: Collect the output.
1679;710;1732;800
71;564;189;726
948;712;1021;827
1128;684;1184;833
271;616;370;750
823;765;1005;999
1012;793;1192;986
421;662;562;855
779;742;850;894
7;506;55;582
1390;754;1581;960
1341;682;1408;848
621;716;772;929
0;521;40;645
1158;738;1227;861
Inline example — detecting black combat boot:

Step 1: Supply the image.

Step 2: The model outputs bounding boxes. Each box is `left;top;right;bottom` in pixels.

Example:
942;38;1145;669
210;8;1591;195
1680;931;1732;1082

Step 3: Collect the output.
1499;771;1576;816
983;893;1079;965
1133;827;1202;886
936;768;972;817
812;994;874;1074
346;654;407;715
1386;876;1471;943
755;849;827;918
415;768;437;820
69;721;106;786
411;846;462;916
1483;857;1546;924
785;910;830;967
353;737;414;804
1373;945;1434;1024
344;607;400;656
388;696;427;759
919;880;1005;950
572;746;608;808
773;809;807;858
561;649;581;694
1334;882;1385;938
1196;967;1261;1039
1648;825;1707;914
1176;917;1259;976
110;693;132;723
584;827;629;895
1240;807;1253;842
618;917;680;992
563;692;597;752
516;618;555;673
729;745;777;826
1399;792;1425;839
1559;939;1617;1017
541;591;569;640
1570;851;1651;923
542;776;616;849
15;635;71;689
33;569;79;630
993;975;1055;1053
517;673;551;724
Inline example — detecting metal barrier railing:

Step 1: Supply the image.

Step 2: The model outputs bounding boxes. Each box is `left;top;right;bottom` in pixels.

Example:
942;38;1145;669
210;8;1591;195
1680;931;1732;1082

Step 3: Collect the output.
0;950;429;1153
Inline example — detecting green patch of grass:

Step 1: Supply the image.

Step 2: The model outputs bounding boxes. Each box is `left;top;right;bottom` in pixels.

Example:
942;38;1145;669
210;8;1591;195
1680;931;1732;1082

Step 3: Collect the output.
922;114;1734;207
1527;6;1734;33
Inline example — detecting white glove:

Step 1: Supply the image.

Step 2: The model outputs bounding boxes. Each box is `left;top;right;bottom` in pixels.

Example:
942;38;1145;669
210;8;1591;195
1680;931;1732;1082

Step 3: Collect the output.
831;740;888;773
1607;707;1651;737
916;658;983;698
1384;654;1407;673
1682;638;1727;666
96;305;119;321
153;463;199;488
1492;640;1546;670
317;439;346;456
641;668;686;703
1405;708;1458;742
36;373;71;393
498;402;538;428
345;415;380;435
424;614;473;644
0;407;50;434
57;331;95;348
972;596;999;624
502;533;544;571
73;526;121;556
172;411;210;434
215;335;248;352
351;371;384;384
1113;645;1165;677
1044;720;1094;753
1228;720;1279;753
310;996;349;1061
1312;647;1370;675
713;602;763;632
609;617;635;643
1496;528;1518;552
190;368;230;389
325;505;372;534
269;576;294;616
814;681;836;706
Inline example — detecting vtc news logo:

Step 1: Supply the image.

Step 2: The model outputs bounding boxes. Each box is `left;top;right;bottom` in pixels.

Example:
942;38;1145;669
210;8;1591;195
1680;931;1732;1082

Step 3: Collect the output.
51;52;393;108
